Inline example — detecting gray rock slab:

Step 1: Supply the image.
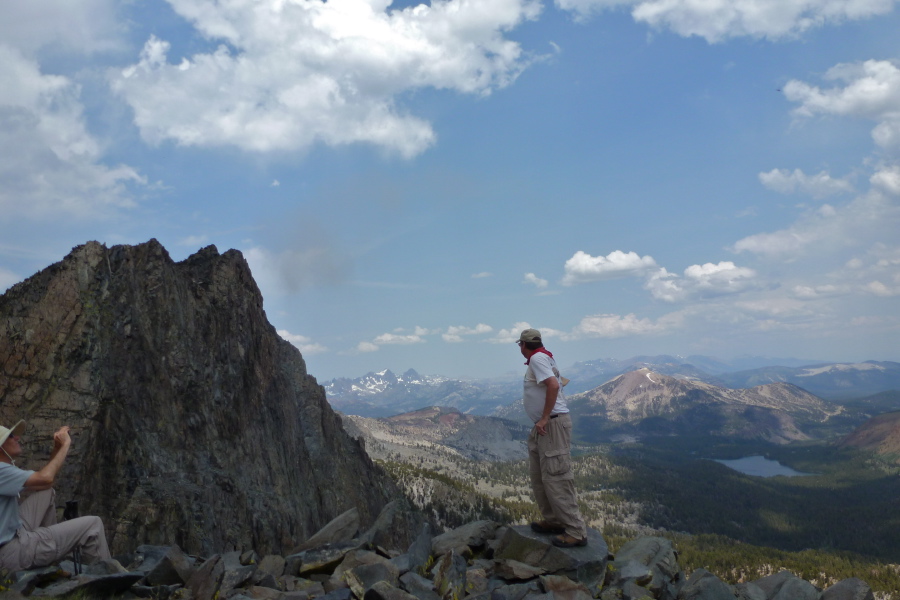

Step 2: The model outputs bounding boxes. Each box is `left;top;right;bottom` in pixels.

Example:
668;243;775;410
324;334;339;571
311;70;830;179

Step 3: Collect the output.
294;508;361;554
432;551;467;600
734;582;766;600
298;543;358;577
495;559;546;582
406;523;433;575
30;572;144;597
540;574;593;600
399;571;440;600
494;526;609;596
489;581;542;600
255;555;287;580
676;569;734;600
187;554;225;600
130;545;196;586
752;570;820;600
615;537;684;599
345;561;402;598
431;521;500;557
220;565;257;595
365;580;421;600
821;578;875;600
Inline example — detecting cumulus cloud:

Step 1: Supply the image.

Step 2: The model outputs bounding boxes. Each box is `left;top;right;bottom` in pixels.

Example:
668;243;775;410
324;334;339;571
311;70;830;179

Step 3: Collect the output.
871;164;900;195
565;312;681;339
443;323;493;342
645;262;758;302
277;329;328;355
523;272;549;288
0;0;122;56
111;0;542;157
554;0;898;41
791;284;848;299
784;59;900;150
0;45;144;218
734;163;900;258
356;341;379;353
759;168;854;198
562;250;658;285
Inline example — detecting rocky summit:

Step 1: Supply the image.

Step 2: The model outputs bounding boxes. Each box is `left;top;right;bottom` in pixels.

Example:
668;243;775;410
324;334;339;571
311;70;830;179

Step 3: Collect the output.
0;240;415;556
0;511;875;600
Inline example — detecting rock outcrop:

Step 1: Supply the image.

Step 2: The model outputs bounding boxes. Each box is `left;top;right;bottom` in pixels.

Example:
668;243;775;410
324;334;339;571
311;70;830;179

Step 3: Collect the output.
0;240;414;556
0;516;875;600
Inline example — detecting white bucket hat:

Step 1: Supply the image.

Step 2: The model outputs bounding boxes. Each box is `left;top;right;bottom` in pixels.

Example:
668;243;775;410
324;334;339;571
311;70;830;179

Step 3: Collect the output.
0;420;26;448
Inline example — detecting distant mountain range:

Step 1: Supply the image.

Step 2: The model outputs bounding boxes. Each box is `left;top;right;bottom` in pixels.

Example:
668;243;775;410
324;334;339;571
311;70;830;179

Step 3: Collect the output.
323;368;519;417
563;368;839;444
323;356;900;418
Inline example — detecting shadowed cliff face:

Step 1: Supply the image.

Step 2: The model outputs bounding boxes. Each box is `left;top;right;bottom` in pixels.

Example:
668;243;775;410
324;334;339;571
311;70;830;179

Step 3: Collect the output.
0;239;402;556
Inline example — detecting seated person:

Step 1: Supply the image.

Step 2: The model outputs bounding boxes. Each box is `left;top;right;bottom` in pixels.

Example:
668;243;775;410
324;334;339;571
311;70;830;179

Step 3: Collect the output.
0;420;110;572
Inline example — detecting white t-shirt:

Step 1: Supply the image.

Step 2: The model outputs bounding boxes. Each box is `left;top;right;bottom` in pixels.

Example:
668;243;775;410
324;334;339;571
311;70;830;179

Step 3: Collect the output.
523;352;568;423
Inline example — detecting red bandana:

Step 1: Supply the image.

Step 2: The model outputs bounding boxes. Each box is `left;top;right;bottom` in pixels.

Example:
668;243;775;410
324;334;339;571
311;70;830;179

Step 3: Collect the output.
525;347;553;365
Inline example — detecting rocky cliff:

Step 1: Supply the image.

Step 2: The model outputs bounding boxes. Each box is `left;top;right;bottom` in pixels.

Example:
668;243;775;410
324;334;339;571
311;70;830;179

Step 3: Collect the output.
0;240;411;556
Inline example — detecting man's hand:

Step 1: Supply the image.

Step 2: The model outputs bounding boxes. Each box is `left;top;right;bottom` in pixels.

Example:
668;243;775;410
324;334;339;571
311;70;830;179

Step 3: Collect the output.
536;416;550;436
26;426;72;490
51;426;71;457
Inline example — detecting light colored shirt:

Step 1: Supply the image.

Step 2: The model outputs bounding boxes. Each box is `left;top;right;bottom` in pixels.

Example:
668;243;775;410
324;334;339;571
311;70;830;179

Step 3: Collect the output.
523;352;568;423
0;462;33;545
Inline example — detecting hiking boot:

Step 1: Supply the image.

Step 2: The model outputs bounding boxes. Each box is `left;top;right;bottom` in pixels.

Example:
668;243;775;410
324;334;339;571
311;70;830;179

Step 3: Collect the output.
552;534;588;548
530;521;565;534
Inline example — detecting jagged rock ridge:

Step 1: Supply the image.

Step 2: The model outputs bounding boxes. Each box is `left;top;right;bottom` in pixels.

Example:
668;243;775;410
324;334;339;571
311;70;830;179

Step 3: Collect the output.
0;240;409;556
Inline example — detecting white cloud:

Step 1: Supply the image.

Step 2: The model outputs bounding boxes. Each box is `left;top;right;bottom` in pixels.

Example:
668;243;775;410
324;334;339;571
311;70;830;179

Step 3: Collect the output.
865;280;900;296
565;312;680;339
733;164;900;258
791;284;848;299
472;272;493;278
554;0;898;41
0;0;122;57
0;45;144;218
562;250;658;285
373;332;426;345
523;272;549;288
871;164;900;195
759;168;854;198
277;329;328;355
177;235;210;247
443;323;493;342
111;0;543;157
356;341;379;353
645;262;758;302
784;59;900;150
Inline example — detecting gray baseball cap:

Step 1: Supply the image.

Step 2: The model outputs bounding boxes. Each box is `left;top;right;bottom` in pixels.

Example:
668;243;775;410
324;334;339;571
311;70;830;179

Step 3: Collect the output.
517;328;542;343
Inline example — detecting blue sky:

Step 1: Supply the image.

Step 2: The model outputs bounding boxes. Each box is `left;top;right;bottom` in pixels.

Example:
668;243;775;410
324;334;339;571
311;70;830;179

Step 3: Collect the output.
1;0;899;381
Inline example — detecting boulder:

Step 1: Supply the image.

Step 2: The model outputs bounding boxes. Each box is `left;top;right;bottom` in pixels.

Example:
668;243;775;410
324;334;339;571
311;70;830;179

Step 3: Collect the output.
751;570;820;600
293;509;361;554
431;521;499;557
676;568;734;600
821;578;875;600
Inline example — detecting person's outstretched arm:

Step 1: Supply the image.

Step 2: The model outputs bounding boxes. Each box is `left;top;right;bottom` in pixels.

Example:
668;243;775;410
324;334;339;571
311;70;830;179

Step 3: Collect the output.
24;426;71;490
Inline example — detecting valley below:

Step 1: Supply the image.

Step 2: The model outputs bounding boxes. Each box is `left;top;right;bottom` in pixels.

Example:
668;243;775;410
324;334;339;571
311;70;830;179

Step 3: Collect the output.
333;362;900;598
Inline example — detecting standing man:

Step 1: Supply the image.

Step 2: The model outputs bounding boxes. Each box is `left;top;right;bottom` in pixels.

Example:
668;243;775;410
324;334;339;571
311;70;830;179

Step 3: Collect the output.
0;420;111;572
518;328;587;547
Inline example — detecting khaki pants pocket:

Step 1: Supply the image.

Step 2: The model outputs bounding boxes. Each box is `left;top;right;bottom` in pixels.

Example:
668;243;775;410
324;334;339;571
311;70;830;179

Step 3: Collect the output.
543;448;571;477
